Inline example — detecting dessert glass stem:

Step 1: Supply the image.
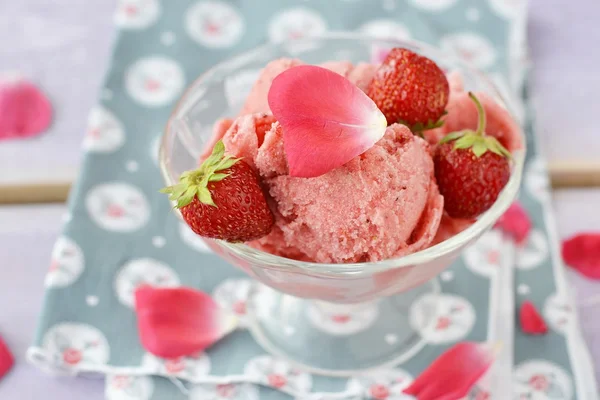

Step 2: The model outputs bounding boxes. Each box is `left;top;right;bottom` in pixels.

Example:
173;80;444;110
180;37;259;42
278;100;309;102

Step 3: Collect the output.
247;279;441;377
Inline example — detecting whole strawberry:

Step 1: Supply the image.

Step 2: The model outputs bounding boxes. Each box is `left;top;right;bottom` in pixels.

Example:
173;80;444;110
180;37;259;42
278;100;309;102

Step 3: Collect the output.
161;140;274;242
367;48;449;132
434;92;511;219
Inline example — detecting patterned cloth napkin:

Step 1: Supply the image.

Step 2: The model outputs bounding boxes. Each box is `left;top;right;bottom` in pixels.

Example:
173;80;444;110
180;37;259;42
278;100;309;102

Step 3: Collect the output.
28;0;599;399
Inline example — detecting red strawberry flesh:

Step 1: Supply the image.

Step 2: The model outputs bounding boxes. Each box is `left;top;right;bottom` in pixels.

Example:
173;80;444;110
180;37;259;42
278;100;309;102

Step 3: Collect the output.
367;48;449;129
434;93;511;219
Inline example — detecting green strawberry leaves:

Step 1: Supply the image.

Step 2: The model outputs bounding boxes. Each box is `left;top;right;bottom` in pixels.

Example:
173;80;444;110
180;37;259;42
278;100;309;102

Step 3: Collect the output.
439;130;468;144
401;110;448;138
160;140;241;208
438;92;511;159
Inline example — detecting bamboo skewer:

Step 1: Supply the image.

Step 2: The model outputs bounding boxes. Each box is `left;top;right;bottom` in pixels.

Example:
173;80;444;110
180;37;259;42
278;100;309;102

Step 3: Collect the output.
0;161;599;204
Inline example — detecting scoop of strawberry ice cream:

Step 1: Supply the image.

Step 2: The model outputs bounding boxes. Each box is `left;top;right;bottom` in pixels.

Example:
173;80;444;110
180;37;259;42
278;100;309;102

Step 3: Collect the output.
221;118;443;263
204;58;518;263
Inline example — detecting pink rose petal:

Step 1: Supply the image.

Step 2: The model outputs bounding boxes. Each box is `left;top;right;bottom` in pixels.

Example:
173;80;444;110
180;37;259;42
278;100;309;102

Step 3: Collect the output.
562;232;600;280
268;65;387;177
519;300;548;335
403;342;498;400
494;201;532;244
134;286;237;359
0;334;14;380
0;75;53;141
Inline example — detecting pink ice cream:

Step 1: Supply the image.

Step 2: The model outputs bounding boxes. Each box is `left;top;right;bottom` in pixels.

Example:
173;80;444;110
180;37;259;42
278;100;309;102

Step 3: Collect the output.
206;58;520;263
222;118;442;263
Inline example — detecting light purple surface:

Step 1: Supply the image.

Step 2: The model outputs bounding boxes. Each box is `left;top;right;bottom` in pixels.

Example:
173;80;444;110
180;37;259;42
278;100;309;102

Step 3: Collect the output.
528;0;600;163
0;205;104;399
1;0;600;398
0;0;599;186
0;0;116;185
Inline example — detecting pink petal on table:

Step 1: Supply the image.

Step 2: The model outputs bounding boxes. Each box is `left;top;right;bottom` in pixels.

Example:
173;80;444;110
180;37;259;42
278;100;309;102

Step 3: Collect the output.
494;201;532;244
0;334;14;381
519;300;548;335
134;286;237;359
403;342;498;400
562;232;600;280
268;65;387;178
0;74;53;141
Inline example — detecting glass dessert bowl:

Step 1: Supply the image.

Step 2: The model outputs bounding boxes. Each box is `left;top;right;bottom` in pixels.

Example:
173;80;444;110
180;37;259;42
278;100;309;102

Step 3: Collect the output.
160;33;525;376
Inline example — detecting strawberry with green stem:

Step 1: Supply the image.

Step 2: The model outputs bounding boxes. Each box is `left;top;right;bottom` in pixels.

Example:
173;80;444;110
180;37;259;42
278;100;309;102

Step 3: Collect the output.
434;92;512;219
160;140;274;242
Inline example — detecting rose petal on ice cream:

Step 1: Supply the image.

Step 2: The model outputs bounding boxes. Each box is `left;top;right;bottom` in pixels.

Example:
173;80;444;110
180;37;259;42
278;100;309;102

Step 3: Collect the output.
562;232;600;280
240;58;304;115
403;342;498;400
0;75;53;141
268;65;387;178
134;286;237;359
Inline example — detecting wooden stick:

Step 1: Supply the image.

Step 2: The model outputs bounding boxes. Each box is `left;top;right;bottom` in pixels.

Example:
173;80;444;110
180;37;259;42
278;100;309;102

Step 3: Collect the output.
0;183;71;204
548;161;600;188
0;162;599;204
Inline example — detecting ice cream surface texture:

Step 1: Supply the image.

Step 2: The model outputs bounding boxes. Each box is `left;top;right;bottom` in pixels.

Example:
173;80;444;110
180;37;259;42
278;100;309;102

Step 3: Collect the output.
206;58;520;263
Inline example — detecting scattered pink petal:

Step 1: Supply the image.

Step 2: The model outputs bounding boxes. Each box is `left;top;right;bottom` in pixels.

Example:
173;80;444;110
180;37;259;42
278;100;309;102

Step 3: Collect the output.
0;334;14;380
403;342;498;400
562;233;600;280
134;286;237;359
519;301;548;335
0;74;53;141
495;201;532;244
268;65;387;177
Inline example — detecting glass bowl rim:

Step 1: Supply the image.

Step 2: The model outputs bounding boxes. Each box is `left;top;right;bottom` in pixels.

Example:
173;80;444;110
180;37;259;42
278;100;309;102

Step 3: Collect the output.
160;32;526;277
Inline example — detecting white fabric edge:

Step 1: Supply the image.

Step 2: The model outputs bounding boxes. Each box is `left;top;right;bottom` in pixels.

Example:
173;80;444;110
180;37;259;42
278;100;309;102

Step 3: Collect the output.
26;346;361;399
